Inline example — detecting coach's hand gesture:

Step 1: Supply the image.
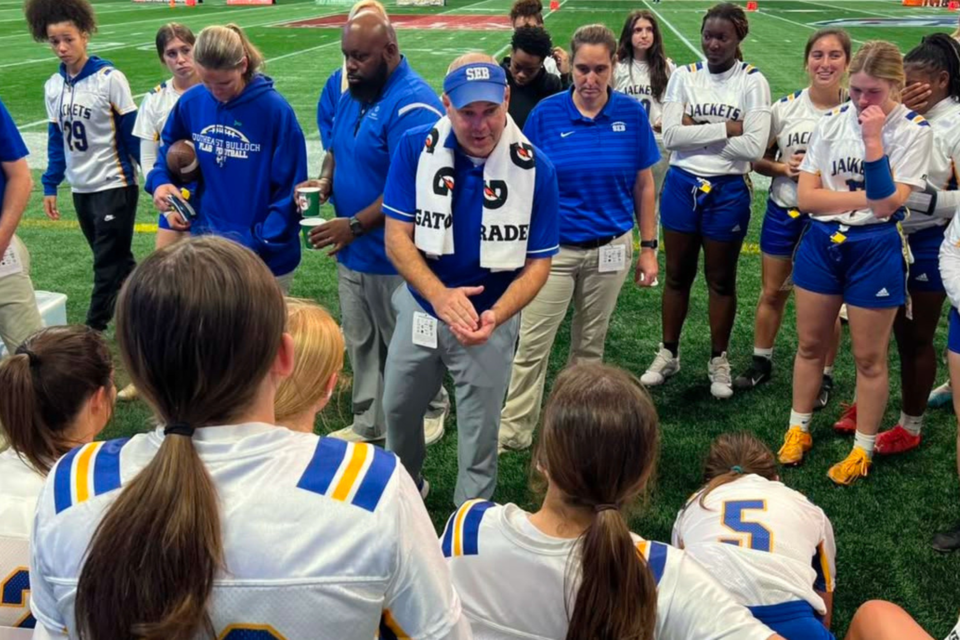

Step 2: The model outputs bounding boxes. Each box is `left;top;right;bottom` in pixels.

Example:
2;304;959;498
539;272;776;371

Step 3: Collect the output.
42;195;59;221
450;309;497;347
635;248;659;288
309;217;354;256
295;178;332;206
431;285;483;335
152;184;191;231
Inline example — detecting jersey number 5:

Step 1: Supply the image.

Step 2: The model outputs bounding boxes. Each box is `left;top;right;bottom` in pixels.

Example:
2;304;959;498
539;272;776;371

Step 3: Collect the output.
720;500;773;552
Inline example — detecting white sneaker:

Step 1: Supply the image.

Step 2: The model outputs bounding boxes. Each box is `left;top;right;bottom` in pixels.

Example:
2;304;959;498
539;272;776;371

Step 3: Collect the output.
423;405;448;446
327;426;385;443
641;344;680;386
709;352;734;399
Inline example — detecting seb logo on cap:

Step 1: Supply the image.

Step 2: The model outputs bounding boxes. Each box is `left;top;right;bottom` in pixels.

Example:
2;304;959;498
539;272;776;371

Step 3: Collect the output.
466;67;491;81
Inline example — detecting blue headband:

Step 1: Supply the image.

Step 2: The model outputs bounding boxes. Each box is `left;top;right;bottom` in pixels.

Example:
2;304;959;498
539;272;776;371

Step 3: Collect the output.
443;62;507;109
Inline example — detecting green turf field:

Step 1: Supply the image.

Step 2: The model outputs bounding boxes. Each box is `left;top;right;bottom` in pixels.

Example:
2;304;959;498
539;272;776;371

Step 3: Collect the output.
4;0;960;634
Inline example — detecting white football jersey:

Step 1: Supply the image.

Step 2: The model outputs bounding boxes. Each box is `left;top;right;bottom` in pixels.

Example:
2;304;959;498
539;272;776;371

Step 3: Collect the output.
44;65;138;193
662;61;771;176
800;102;933;225
133;79;182;143
614;58;677;138
443;502;774;640
769;89;840;209
0;449;45;629
903;97;960;233
946;617;960;640
672;474;836;614
30;424;466;640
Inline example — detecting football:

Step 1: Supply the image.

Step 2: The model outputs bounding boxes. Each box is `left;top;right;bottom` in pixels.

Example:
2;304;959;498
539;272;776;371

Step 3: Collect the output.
166;140;200;184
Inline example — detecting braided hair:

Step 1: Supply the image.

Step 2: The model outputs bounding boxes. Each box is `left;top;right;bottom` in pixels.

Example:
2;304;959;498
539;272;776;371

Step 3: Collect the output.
701;2;749;61
904;33;960;103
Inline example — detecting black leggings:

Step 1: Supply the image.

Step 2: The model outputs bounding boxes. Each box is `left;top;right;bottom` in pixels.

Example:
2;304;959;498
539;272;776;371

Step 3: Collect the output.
661;229;744;354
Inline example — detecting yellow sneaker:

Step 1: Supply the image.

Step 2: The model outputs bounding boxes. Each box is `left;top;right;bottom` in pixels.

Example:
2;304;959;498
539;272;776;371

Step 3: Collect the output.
777;426;813;466
117;384;138;402
827;447;872;486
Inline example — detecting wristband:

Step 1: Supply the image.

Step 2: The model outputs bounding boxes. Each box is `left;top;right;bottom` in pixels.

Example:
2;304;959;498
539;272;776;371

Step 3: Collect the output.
864;155;897;201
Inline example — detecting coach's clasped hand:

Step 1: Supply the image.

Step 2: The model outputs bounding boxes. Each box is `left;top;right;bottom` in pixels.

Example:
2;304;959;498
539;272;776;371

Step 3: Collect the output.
152;183;191;230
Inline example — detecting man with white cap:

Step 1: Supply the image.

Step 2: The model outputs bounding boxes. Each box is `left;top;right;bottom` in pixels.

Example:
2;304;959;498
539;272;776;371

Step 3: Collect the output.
382;53;559;505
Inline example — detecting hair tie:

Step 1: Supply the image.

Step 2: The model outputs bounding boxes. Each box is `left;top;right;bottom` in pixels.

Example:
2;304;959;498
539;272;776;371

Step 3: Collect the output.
15;346;40;368
594;504;618;513
731;465;743;475
164;423;195;437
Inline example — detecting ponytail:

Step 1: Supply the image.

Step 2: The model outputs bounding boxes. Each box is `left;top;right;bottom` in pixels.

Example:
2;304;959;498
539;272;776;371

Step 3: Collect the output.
696;431;778;509
226;23;264;80
535;363;660;640
75;237;286;639
0;326;112;475
567;508;657;640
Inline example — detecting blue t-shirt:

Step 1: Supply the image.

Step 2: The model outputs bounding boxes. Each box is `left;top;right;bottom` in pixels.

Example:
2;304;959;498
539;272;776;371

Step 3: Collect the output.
383;124;560;318
0;98;29;220
523;88;660;245
331;58;444;275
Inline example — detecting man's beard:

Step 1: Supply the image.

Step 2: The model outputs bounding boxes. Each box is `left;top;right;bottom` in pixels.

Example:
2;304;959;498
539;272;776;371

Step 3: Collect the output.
348;59;389;102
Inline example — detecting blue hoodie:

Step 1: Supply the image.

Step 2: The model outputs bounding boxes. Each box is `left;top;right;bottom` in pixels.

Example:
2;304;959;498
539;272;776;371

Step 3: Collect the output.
147;75;307;277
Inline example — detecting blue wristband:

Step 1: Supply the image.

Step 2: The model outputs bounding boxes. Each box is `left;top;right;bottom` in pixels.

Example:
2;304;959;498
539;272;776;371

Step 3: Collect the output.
864;155;897;201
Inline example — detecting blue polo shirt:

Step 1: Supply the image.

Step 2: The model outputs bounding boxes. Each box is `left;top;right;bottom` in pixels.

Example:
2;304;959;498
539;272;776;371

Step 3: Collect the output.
523;88;660;245
330;57;444;275
0;98;28;221
383;124;559;319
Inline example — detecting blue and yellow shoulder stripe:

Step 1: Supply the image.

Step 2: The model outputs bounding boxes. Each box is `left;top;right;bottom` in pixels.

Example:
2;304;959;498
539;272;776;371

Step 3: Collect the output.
825;104;850;117
297;438;397;513
904;110;931;127
811;541;833;593
441;499;495;558
53;438;130;515
778;89;803;104
637;540;669;586
740;62;761;75
684;61;704;74
148;81;167;96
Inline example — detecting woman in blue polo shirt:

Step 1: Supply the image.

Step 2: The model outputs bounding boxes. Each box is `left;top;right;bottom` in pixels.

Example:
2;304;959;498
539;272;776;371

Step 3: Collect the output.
498;24;660;454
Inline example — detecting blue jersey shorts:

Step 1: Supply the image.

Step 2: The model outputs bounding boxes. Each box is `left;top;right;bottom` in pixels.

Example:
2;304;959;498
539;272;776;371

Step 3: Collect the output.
907;225;946;294
949;307;960;355
660;166;752;242
749;602;835;640
761;199;808;257
793;219;907;309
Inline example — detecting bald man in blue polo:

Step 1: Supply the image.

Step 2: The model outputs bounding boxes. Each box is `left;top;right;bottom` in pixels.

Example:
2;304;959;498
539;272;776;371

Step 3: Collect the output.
382;53;559;505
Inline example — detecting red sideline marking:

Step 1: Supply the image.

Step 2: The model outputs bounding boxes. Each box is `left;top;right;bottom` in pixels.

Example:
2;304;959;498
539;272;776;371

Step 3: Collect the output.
281;13;512;30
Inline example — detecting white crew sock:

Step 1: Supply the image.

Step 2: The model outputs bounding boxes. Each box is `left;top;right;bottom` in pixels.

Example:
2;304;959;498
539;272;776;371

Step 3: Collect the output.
790;410;813;433
754;347;773;360
854;431;877;458
900;411;923;436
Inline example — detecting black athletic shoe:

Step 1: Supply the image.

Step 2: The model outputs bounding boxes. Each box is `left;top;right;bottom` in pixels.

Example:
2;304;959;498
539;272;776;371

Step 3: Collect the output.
733;356;772;390
815;374;834;411
932;520;960;553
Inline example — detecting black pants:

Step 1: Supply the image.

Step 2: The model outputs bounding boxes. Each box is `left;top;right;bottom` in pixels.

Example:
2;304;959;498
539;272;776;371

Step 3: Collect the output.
73;185;138;331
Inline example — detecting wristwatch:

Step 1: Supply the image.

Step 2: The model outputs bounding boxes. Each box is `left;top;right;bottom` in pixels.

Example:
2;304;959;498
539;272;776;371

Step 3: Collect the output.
640;239;659;250
348;216;365;237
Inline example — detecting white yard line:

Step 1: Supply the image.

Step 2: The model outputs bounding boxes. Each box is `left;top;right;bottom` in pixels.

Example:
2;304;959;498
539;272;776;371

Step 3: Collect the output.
753;8;866;44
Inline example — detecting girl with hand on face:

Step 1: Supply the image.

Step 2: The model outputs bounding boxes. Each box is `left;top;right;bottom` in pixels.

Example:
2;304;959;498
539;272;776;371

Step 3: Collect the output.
499;24;660;454
846;35;960;463
777;41;933;486
147;24;308;292
134;23;200;251
641;2;771;400
0;326;115;630
27;0;140;333
734;29;851;402
615;10;676;206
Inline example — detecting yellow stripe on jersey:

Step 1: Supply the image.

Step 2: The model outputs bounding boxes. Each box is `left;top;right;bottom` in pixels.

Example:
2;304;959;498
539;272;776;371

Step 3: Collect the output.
108;108;129;187
817;542;833;592
331;442;370;502
452;499;483;557
379;610;411;639
74;442;103;505
216;623;287;639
